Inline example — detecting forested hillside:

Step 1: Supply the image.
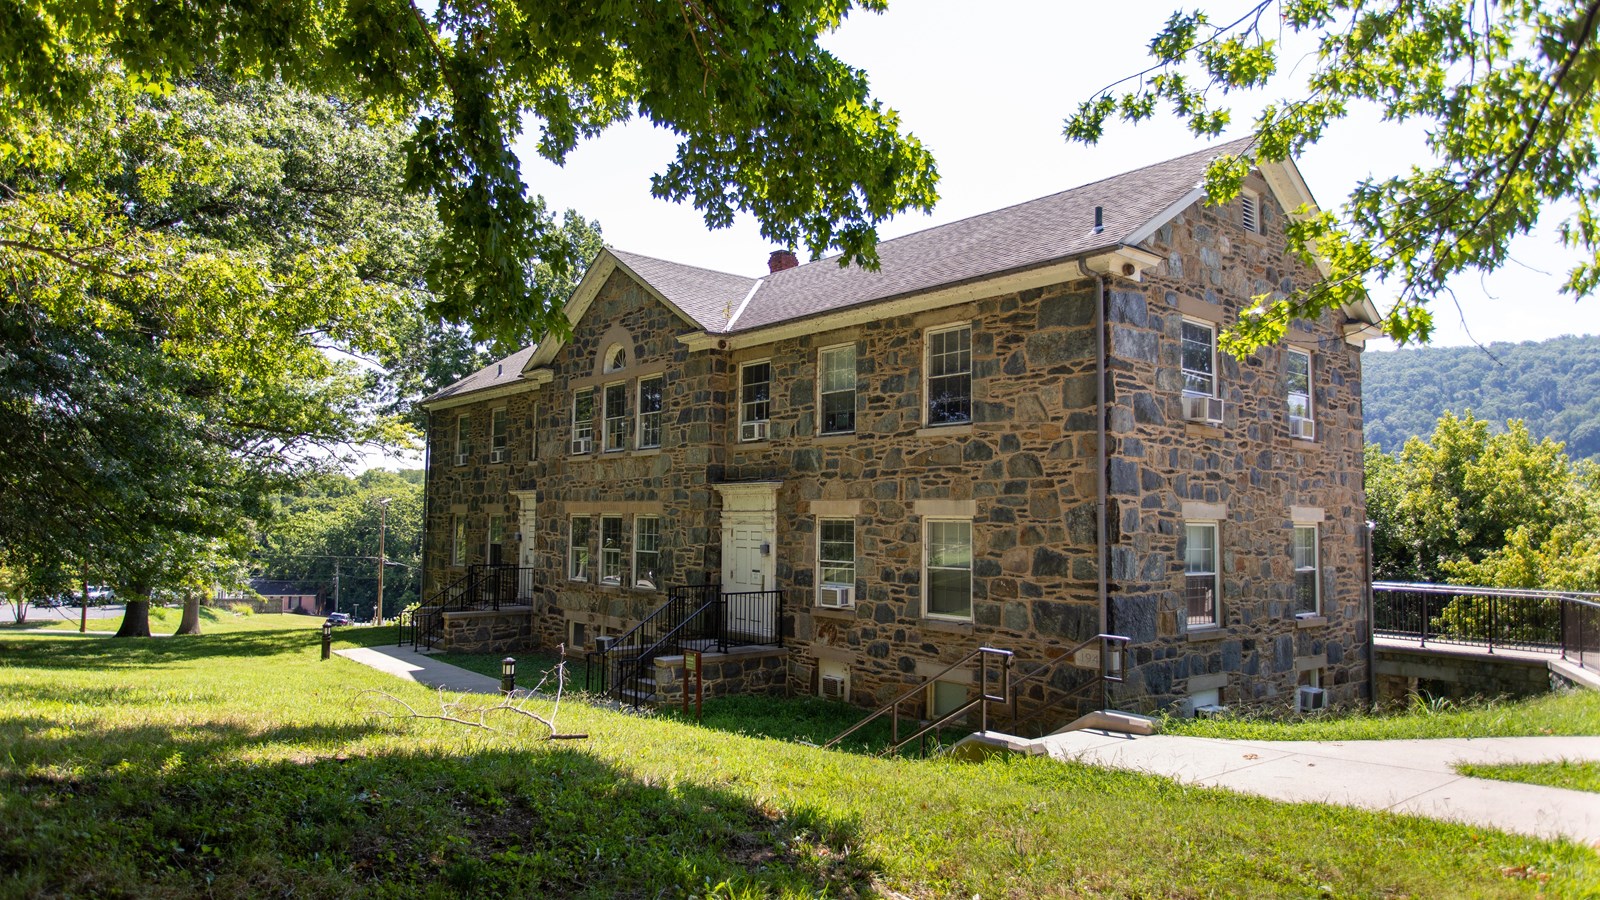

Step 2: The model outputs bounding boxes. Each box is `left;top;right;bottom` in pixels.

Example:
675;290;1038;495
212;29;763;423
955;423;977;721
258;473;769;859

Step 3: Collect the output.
1363;334;1600;461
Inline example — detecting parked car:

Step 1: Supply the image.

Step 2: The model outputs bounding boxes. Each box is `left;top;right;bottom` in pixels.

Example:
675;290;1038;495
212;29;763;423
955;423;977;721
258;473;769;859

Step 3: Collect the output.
324;612;352;626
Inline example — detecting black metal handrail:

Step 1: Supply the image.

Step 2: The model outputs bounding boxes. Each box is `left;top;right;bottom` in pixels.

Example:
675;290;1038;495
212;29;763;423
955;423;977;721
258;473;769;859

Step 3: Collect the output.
823;647;1014;755
1373;581;1600;668
584;582;719;701
1007;633;1130;737
401;564;537;650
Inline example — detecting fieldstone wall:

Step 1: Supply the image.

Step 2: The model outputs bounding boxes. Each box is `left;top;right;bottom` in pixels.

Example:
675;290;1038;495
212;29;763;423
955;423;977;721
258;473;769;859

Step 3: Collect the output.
652;647;791;707
421;173;1371;722
440;606;537;654
1373;645;1552;703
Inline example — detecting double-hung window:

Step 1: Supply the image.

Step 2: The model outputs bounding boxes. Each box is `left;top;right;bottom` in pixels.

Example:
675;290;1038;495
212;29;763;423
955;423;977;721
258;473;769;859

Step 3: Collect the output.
1181;320;1217;398
637;375;664;449
454;415;471;465
603;383;628;452
818;344;856;434
739;361;771;441
490;408;508;462
924;519;973;620
926;324;972;426
571;388;594;454
569;517;591;581
451;516;466;566
818;518;855;605
1287;349;1313;439
633;517;660;589
600;515;624;584
1293;525;1320;614
1184;522;1220;628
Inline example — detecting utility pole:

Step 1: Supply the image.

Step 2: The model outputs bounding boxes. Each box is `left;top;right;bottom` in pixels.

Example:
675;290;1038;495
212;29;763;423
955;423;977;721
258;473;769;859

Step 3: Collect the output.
374;498;391;625
333;559;340;614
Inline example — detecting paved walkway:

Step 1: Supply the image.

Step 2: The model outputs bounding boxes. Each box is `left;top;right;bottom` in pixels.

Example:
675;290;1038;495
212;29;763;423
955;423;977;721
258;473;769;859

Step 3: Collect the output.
1039;729;1600;845
336;645;506;694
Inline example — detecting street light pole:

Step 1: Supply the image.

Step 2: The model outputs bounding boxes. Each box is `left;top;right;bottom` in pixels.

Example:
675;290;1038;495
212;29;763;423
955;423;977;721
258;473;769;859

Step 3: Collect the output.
374;498;392;625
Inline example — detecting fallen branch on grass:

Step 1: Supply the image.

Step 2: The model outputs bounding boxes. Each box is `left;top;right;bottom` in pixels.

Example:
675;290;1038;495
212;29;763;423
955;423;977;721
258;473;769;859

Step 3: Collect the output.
359;648;587;740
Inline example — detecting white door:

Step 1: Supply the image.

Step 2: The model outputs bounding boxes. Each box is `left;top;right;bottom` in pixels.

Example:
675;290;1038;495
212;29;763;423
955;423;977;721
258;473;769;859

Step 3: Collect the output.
723;516;774;637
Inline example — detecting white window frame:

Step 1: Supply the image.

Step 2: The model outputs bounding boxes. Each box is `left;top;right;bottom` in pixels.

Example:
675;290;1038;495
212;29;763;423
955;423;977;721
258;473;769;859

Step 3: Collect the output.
817;517;856;605
489;407;508;463
604;343;627;373
571;388;594;454
1180;318;1217;399
633;516;660;590
923;518;973;621
1287;348;1313;437
636;375;664;450
739;360;772;442
1241;188;1262;234
454;414;470;466
600;515;624;585
1184;522;1220;629
603;381;628;452
817;343;857;435
925;323;972;427
1293;524;1320;615
451;516;466;566
568;516;591;582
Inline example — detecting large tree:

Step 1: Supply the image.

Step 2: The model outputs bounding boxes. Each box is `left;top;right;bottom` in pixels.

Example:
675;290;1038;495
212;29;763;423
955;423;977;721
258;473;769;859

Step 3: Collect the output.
3;0;941;347
1067;0;1600;350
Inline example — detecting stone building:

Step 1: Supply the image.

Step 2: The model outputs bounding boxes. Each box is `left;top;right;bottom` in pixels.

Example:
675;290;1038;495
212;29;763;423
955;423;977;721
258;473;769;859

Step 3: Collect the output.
416;138;1382;725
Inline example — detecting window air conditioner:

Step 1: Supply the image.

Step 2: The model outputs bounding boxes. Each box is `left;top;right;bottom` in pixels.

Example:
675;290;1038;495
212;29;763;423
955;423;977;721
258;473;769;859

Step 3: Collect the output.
454;452;469;466
818;584;854;608
1296;685;1326;713
1182;394;1225;425
741;420;769;442
490;448;506;463
1194;704;1229;719
570;436;592;454
1290;417;1316;440
820;674;847;702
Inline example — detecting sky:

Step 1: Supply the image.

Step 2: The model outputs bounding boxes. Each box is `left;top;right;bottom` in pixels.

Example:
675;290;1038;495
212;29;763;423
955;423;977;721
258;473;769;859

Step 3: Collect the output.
369;0;1598;469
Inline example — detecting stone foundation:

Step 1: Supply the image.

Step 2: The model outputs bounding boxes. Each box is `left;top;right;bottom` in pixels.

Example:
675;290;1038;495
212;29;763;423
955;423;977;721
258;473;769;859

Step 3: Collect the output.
440;606;537;654
1373;643;1552;704
652;646;791;707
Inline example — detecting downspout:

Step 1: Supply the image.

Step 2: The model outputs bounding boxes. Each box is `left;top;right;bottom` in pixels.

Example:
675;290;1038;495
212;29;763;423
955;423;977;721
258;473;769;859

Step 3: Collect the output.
1364;519;1376;708
1077;260;1109;635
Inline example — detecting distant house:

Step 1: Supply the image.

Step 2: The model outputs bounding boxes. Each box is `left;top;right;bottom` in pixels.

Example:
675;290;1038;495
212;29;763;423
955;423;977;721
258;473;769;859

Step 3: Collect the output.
414;138;1382;724
233;579;326;615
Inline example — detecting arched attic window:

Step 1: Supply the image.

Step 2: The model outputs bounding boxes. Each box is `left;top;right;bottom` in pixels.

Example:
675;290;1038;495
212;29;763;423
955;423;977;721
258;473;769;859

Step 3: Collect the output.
604;344;627;373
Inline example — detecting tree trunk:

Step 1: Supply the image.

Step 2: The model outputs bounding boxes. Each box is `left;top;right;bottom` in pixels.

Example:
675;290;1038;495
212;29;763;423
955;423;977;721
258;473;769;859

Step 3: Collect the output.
114;581;152;638
173;593;202;635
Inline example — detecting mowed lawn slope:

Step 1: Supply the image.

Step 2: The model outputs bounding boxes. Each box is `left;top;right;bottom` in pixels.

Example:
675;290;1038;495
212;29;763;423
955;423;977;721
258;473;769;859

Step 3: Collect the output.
2;628;1595;898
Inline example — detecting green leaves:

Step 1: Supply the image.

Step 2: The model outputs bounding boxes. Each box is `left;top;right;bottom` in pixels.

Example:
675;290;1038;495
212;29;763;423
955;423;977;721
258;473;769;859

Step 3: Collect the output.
1066;0;1600;352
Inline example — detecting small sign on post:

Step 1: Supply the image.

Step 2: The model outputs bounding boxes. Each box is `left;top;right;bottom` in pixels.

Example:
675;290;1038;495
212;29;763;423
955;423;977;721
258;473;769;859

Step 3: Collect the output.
684;649;704;721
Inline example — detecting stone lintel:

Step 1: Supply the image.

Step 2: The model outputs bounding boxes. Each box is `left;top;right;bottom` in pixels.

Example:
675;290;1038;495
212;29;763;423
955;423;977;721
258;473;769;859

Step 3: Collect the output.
1188;672;1229;693
1290;506;1326;523
913;499;977;518
810;499;863;518
1181;500;1227;521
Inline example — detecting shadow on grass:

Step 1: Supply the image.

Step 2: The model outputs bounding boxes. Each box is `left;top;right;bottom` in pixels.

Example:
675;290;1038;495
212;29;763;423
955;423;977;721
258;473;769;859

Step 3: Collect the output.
0;629;333;670
657;694;970;758
2;741;882;897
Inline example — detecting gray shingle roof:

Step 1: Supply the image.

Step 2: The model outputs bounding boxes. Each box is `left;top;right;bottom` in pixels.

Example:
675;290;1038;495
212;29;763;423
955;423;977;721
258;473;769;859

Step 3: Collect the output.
423;344;537;405
730;137;1252;332
425;138;1256;405
609;249;758;333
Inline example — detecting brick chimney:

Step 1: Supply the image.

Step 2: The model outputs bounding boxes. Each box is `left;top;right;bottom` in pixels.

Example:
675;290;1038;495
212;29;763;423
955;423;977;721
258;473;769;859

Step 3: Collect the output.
767;249;799;273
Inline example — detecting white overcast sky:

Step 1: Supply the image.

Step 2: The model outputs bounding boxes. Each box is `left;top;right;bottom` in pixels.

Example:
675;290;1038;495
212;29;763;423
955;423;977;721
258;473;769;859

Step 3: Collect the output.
513;0;1600;352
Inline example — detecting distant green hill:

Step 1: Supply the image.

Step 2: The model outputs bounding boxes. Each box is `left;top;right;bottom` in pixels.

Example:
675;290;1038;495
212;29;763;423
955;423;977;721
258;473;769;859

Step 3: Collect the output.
1362;333;1600;462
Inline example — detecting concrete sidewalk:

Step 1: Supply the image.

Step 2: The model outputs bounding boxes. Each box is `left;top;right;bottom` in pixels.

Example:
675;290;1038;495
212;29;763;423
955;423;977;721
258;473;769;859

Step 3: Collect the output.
1040;729;1600;845
336;645;506;694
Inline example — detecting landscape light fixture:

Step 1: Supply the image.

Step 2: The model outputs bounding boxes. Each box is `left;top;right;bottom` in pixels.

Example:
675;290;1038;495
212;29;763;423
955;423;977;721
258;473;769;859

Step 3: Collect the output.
501;657;517;694
321;621;333;660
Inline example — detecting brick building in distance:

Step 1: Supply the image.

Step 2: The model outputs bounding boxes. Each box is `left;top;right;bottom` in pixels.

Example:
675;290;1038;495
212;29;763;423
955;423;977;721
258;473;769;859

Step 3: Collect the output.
414;138;1382;726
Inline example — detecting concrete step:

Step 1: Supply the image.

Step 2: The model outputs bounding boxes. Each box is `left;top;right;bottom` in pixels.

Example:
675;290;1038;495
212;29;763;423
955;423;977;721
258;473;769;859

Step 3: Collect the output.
944;730;1050;761
1049;709;1159;737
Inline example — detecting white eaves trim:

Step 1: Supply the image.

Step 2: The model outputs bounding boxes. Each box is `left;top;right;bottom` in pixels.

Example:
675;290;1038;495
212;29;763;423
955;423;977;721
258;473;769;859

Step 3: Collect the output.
524;249;710;373
678;248;1161;353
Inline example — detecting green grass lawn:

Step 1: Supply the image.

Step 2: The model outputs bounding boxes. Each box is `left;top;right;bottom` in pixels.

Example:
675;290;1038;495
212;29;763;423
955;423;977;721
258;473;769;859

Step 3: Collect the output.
2;629;1596;898
1458;760;1600;794
1161;689;1600;741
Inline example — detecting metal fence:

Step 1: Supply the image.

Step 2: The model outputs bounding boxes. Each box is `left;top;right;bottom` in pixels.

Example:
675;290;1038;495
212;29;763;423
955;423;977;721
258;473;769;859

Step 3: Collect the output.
1372;581;1600;668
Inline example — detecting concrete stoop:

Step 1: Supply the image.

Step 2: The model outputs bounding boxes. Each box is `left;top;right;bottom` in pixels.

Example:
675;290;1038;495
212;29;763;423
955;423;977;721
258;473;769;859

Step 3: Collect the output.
1548;657;1600;692
944;709;1159;760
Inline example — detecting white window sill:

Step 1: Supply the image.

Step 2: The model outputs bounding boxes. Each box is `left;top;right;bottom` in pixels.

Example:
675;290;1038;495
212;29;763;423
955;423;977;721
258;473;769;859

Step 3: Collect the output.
916;423;973;438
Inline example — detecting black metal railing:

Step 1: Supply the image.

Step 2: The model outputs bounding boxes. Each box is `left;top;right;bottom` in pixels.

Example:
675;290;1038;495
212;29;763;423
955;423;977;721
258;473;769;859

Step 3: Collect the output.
583;583;786;706
399;564;537;651
1373;581;1600;666
1007;634;1130;737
